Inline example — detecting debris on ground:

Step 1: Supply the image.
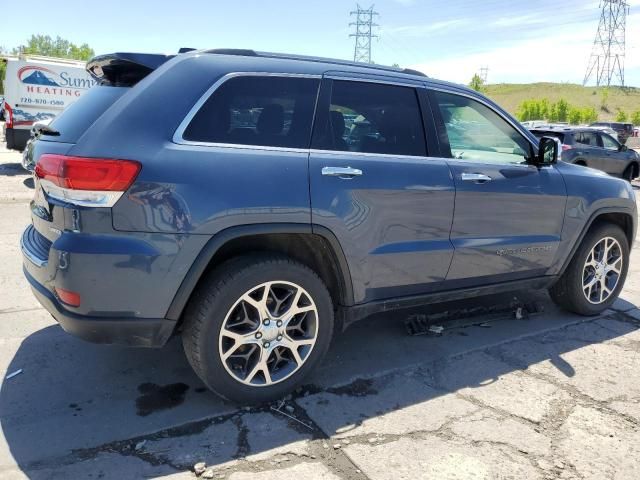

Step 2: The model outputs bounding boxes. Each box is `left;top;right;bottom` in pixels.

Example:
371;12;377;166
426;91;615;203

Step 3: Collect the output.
201;469;215;479
194;462;207;476
5;369;23;380
404;297;546;336
284;404;295;414
270;405;313;430
134;440;146;451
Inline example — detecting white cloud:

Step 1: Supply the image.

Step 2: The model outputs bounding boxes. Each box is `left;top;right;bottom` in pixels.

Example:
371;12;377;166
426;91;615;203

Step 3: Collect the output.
490;14;545;28
384;19;471;37
410;13;640;86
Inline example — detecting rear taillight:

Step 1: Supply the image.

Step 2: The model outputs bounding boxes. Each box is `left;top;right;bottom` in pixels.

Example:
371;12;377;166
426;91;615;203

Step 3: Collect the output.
4;103;13;129
35;154;141;207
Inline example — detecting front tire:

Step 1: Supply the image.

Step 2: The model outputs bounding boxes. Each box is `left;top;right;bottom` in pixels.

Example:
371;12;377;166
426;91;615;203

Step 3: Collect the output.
550;223;629;315
623;164;637;182
182;255;334;404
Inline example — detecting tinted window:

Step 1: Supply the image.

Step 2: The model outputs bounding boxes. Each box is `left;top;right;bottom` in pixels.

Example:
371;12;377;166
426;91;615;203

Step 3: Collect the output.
315;80;426;157
48;86;127;143
184;76;320;148
434;91;531;165
575;131;598;146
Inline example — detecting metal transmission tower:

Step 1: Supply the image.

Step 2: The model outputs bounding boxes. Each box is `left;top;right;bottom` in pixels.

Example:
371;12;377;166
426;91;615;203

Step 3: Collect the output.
350;4;379;63
480;66;489;84
583;0;630;87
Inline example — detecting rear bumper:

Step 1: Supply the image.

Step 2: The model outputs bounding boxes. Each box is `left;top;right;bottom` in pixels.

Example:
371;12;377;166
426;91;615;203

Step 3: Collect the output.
23;266;176;348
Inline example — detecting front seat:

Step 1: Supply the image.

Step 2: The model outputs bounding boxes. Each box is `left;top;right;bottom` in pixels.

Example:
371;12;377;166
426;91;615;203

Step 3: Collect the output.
256;104;285;146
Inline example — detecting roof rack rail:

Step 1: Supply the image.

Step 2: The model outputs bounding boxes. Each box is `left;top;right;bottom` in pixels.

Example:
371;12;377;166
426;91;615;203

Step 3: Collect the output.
205;48;427;78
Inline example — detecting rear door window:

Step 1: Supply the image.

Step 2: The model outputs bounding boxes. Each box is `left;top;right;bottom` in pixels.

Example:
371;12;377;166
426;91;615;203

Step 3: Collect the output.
313;80;427;157
575;131;599;146
182;76;320;148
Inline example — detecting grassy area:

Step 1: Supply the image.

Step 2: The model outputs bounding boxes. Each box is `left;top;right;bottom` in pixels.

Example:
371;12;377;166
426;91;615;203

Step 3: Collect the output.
484;83;640;122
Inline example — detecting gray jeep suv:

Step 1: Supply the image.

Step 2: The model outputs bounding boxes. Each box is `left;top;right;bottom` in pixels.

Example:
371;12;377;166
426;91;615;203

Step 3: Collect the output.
21;49;637;403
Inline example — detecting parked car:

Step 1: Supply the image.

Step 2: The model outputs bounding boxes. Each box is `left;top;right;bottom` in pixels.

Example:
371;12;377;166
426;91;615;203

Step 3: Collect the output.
21;49;637;403
529;126;639;181
590;125;619;142
0;96;4;121
520;120;547;128
590;122;634;144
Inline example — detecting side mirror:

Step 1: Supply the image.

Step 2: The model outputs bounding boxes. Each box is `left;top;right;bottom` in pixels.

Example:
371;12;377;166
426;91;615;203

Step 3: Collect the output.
620;144;629;152
537;136;559;166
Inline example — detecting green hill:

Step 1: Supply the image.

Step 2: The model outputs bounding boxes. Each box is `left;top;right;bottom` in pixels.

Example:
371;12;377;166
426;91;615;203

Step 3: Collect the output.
483;83;640;123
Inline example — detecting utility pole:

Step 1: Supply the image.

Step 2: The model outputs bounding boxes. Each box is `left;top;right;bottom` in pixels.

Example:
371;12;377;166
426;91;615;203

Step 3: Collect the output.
480;66;489;84
583;0;629;87
350;4;379;63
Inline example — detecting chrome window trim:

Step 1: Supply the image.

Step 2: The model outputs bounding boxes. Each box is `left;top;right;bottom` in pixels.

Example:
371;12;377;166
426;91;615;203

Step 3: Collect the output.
322;73;425;88
309;148;432;161
427;85;539;156
172;72;322;146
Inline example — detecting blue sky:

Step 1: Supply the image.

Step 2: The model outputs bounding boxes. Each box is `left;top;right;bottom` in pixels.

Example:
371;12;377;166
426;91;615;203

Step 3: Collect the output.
3;0;640;86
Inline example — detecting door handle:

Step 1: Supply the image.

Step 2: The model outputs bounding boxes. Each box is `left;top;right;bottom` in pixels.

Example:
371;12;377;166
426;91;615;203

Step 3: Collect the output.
322;166;363;178
461;173;492;183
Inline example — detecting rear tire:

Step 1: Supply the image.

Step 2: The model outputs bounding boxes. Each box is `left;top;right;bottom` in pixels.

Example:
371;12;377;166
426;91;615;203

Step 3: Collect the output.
181;254;334;404
550;223;629;316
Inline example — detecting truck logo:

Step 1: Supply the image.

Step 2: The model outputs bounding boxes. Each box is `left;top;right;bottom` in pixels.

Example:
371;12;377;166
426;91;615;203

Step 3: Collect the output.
18;66;96;90
18;66;60;86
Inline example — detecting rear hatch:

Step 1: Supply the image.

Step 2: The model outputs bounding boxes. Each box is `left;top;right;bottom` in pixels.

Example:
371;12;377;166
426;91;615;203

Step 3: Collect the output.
25;52;173;258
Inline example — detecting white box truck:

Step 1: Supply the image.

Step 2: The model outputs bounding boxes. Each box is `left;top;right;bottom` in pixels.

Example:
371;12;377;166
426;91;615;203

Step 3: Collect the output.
2;54;96;150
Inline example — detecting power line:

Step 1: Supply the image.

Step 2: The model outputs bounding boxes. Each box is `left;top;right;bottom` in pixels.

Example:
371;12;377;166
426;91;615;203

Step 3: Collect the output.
349;4;379;63
583;0;630;87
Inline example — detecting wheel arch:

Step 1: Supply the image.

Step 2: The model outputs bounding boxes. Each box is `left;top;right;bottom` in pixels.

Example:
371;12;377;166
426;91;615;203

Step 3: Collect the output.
558;207;636;277
166;224;354;322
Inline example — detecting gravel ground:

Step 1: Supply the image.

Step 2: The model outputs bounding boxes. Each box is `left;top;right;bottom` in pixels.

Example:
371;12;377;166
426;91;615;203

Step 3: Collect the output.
2;128;640;479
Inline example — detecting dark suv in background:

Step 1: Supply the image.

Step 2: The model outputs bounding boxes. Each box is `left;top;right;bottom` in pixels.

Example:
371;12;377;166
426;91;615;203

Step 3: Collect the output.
591;122;635;145
530;126;640;181
21;49;637;403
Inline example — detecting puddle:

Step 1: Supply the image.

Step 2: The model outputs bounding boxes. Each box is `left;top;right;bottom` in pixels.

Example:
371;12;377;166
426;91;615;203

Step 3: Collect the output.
135;382;190;416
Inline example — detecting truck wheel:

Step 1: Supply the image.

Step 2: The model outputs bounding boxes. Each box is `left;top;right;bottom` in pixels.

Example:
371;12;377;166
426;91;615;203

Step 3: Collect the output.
550;223;629;316
182;255;334;404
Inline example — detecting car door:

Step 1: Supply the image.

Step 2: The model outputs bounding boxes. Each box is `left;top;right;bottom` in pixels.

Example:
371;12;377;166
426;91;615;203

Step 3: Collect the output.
429;88;567;286
598;132;629;176
308;76;456;304
573;131;601;168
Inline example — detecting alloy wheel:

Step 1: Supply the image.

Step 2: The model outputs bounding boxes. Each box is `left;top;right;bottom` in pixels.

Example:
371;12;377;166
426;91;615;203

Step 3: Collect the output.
582;236;623;304
218;281;319;386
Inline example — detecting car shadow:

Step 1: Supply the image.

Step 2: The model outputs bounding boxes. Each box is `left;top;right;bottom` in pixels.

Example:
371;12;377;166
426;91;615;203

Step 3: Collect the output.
1;290;638;477
0;163;29;177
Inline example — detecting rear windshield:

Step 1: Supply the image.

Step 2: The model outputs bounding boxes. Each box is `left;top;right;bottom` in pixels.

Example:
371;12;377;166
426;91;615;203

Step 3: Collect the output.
47;86;128;143
531;131;565;143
